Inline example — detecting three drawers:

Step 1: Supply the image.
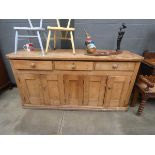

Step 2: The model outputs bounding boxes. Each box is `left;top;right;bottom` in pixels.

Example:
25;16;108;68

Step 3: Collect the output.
13;60;135;71
13;60;53;70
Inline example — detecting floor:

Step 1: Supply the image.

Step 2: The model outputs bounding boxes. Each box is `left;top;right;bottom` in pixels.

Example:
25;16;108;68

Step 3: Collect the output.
0;88;155;135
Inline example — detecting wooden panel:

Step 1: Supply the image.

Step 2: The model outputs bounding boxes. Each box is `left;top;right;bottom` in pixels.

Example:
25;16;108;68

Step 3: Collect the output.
54;61;94;70
40;74;65;105
95;62;135;71
104;76;131;107
20;73;44;105
13;60;53;70
84;75;107;106
63;75;84;105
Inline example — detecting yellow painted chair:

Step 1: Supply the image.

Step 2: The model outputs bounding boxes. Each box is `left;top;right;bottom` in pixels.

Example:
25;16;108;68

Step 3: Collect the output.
46;19;75;54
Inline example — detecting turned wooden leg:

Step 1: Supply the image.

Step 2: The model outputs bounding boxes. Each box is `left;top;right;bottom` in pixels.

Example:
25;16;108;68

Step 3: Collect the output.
136;95;148;116
130;86;139;107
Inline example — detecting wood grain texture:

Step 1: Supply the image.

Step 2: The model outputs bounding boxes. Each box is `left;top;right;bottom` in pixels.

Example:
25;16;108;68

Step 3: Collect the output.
6;49;143;61
54;61;94;70
7;50;143;111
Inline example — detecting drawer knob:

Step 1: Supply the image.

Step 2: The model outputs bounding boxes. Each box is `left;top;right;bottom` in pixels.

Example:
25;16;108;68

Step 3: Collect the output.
112;64;118;69
30;62;36;68
71;63;76;70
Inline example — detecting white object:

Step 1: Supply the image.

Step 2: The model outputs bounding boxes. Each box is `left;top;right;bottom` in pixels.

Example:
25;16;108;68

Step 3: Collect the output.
14;19;45;56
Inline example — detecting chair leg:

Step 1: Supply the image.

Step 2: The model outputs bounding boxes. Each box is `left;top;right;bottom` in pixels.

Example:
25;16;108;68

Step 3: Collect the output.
37;31;45;56
54;31;56;50
43;32;51;50
27;30;31;43
70;31;75;55
130;86;139;107
14;30;18;54
136;95;148;116
46;30;51;53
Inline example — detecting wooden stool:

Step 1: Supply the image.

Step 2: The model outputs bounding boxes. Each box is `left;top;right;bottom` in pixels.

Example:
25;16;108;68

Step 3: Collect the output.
45;19;75;54
131;75;155;116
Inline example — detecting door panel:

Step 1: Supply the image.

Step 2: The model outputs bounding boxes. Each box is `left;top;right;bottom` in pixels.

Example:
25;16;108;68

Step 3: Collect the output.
84;75;107;106
41;74;65;105
20;73;44;105
104;76;131;107
63;75;84;105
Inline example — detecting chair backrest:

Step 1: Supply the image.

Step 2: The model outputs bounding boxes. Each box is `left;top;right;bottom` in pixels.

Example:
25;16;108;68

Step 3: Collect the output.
28;19;43;28
56;19;71;28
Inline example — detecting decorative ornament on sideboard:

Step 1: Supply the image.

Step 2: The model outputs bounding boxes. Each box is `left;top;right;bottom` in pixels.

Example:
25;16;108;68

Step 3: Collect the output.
116;23;127;51
84;30;97;54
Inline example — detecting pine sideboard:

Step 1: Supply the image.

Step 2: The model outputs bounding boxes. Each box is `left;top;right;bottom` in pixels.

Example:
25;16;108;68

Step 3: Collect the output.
7;49;143;111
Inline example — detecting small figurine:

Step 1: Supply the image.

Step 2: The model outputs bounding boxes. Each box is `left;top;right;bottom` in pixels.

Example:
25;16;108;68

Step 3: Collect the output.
84;30;96;54
116;23;127;51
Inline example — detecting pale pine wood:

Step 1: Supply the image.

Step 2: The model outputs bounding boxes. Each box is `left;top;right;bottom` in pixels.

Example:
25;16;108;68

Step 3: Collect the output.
84;75;107;106
70;31;75;55
63;75;84;105
45;30;51;52
7;50;143;111
54;31;56;49
13;60;53;70
47;26;75;31
6;50;143;61
19;73;44;105
23;104;128;111
104;76;131;107
40;74;62;105
54;61;94;70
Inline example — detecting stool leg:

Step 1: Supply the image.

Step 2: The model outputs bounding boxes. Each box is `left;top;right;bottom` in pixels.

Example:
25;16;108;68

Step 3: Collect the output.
14;30;18;54
37;31;45;56
136;95;148;116
54;31;56;50
46;30;51;53
130;86;139;107
43;32;51;50
70;31;75;55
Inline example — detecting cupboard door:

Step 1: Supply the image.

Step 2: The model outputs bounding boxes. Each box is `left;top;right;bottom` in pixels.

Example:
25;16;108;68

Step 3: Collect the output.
63;75;84;105
20;73;44;105
104;76;131;107
84;75;107;106
41;74;65;105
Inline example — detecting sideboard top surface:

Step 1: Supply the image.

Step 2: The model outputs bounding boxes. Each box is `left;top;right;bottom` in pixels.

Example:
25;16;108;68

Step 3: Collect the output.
6;49;143;62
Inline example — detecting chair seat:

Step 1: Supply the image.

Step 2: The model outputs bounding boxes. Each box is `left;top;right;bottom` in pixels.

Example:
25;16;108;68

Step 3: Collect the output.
14;27;45;31
47;26;75;31
137;82;155;93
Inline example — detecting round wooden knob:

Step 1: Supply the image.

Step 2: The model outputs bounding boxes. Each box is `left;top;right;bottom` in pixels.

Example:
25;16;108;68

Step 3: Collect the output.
108;87;111;90
112;64;118;69
71;63;76;70
30;62;36;68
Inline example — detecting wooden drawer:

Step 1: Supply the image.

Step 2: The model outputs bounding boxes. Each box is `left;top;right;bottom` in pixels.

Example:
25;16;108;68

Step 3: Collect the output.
54;61;94;70
13;60;53;70
95;62;135;71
